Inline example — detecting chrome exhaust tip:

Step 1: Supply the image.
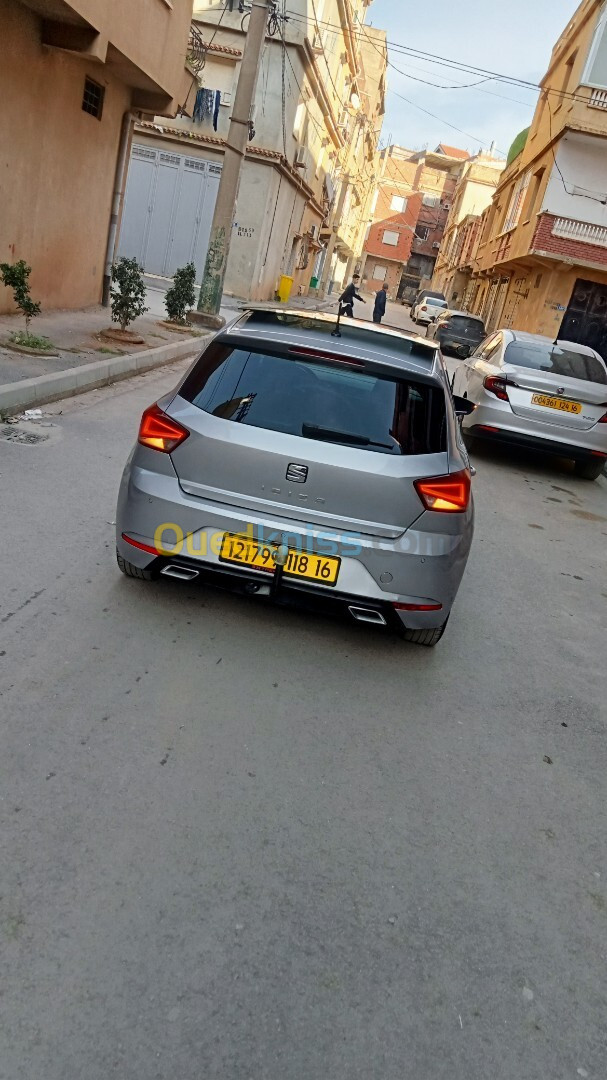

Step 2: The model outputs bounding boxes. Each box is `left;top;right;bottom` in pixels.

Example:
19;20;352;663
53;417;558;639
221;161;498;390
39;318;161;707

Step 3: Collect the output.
160;564;200;582
348;605;387;626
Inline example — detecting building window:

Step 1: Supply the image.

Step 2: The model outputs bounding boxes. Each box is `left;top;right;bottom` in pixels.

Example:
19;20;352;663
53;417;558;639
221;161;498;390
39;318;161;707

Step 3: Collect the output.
583;6;607;88
503;171;531;232
523;167;545;220
422;193;440;207
82;77;104;120
373;265;387;281
556;52;577;109
391;195;406;212
382;230;399;246
415;224;430;241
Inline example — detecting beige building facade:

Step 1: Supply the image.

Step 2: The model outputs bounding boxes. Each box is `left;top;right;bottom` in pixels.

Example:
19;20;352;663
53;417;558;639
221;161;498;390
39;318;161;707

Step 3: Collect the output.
0;0;195;314
117;0;387;301
431;153;506;307
465;0;607;358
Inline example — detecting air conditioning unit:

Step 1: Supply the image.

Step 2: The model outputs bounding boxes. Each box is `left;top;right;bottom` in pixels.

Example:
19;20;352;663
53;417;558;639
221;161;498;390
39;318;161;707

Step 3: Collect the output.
308;224;319;240
294;146;307;169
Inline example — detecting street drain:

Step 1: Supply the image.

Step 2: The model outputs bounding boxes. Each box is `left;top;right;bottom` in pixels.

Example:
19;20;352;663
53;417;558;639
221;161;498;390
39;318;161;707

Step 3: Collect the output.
0;425;49;444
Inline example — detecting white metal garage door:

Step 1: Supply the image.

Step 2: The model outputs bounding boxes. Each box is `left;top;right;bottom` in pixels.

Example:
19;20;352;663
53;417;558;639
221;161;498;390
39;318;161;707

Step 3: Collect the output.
118;144;222;279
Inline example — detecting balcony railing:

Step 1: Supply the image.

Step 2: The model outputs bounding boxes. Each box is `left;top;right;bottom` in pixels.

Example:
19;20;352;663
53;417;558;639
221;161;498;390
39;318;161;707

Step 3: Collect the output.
552;216;607;248
589;87;607;110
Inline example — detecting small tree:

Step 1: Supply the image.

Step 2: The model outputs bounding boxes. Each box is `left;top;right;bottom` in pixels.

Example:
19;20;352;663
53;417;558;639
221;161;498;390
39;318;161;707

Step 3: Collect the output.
164;262;196;325
110;256;148;332
0;260;41;332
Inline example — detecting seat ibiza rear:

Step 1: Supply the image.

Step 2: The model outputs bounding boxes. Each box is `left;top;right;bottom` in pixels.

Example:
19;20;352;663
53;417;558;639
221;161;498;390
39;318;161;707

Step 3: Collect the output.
116;310;474;645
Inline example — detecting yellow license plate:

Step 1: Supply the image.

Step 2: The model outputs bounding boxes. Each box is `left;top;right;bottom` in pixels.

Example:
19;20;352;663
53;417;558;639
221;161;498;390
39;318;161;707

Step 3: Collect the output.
219;533;341;586
531;394;582;414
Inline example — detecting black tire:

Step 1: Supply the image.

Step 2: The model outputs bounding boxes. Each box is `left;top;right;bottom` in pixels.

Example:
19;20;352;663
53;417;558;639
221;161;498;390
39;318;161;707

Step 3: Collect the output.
116;550;157;581
574;458;606;481
401;620;449;647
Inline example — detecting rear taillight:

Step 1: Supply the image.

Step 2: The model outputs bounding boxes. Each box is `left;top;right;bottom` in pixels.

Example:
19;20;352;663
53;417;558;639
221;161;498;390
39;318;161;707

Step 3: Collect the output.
138;403;189;453
483;375;509;401
421;305;427;311
598;407;607;423
414;469;471;513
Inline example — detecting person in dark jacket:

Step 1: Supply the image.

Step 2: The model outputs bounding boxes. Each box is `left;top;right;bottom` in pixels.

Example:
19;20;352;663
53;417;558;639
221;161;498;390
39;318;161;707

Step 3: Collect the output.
338;274;364;318
373;283;388;323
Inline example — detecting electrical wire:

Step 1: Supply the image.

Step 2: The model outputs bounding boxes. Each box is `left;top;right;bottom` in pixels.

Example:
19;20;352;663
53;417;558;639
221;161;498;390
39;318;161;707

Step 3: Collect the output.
282;6;595;109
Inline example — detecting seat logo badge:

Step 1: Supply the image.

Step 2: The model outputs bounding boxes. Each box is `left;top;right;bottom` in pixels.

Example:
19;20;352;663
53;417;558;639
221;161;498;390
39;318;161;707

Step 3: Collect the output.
556;387;565;395
286;463;308;483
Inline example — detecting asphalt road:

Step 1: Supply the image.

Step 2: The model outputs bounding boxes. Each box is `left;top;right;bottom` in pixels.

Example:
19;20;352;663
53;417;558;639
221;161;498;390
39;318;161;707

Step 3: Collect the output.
1;345;606;1080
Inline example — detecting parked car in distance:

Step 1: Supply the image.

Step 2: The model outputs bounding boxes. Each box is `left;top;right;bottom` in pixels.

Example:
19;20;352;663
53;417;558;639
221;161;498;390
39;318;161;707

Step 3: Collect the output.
410;288;446;309
411;296;448;326
426;310;486;358
116;308;476;645
452;329;607;480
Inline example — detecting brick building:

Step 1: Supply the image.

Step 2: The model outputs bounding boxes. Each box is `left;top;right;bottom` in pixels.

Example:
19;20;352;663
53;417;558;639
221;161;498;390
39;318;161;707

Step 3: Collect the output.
360;144;469;301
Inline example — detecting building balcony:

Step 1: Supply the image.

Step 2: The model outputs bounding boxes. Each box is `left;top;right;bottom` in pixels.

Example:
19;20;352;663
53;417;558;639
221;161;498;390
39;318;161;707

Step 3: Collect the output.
531;212;607;269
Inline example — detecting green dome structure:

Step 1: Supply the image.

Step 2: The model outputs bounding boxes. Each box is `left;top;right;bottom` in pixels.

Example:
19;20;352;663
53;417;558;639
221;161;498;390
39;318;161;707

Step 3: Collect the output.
506;127;530;167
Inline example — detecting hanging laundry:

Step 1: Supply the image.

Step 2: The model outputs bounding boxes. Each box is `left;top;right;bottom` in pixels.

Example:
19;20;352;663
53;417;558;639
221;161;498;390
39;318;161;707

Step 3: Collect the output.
213;90;221;132
193;87;215;125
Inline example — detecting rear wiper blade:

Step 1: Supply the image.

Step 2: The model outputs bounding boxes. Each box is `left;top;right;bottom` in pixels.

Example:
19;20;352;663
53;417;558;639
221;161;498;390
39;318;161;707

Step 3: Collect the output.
302;423;393;449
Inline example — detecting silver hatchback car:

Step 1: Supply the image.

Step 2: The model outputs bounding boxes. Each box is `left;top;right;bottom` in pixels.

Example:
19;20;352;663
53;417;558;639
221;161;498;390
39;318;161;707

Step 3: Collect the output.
452;329;607;480
116;309;475;645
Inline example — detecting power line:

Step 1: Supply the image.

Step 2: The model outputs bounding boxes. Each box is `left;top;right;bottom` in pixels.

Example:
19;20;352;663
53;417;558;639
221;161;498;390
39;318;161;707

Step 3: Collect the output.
283;7;592;108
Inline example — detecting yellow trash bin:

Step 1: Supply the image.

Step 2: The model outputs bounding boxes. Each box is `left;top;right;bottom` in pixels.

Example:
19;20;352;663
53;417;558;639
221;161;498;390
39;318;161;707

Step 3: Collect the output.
277;275;294;302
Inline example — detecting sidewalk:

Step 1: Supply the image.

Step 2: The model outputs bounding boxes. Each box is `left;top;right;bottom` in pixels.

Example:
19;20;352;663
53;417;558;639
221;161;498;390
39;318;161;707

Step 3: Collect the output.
0;291;211;415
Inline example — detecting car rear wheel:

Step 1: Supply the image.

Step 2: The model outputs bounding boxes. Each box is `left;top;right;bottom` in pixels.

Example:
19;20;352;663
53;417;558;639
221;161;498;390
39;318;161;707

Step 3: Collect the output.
574;458;606;481
401;619;449;647
116;550;157;580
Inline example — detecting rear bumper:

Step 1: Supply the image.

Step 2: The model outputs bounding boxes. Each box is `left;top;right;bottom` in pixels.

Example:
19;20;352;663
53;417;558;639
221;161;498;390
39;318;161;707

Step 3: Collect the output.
464;403;607;460
116;453;474;630
118;548;419;633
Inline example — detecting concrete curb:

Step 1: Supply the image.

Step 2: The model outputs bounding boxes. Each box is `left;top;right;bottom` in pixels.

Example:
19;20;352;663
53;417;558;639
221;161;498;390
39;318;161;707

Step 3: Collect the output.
0;335;207;415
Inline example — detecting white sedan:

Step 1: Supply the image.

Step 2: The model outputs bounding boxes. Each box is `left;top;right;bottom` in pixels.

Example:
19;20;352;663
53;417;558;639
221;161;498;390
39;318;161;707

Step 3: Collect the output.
452;328;607;480
411;297;448;326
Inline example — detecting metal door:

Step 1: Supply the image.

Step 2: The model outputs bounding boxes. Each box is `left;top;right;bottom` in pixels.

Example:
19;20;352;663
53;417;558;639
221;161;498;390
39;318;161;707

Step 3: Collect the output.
560;278;607;362
118;145;222;280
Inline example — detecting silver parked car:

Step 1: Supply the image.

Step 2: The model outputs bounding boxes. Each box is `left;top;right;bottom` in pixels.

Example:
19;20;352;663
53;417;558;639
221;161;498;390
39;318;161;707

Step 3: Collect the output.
116;309;475;645
452;329;607;480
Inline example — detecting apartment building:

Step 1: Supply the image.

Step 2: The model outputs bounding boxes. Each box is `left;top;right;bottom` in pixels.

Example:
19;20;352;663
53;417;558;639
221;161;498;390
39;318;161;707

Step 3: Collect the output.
467;0;607;357
431;152;506;306
361;144;469;301
0;0;194;313
117;1;387;301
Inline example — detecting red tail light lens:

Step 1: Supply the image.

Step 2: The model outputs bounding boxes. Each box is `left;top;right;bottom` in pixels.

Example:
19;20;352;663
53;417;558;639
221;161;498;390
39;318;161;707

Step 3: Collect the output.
138;403;189;453
415;469;471;513
484;375;509;401
598;407;607;423
421;305;428;311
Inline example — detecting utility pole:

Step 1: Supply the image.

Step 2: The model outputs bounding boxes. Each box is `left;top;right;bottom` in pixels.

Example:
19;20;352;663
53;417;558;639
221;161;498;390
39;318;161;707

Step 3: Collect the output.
318;174;350;298
197;0;271;315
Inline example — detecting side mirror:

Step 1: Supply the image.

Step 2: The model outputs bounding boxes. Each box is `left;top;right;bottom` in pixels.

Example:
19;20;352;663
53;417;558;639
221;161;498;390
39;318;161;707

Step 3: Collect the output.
453;395;476;417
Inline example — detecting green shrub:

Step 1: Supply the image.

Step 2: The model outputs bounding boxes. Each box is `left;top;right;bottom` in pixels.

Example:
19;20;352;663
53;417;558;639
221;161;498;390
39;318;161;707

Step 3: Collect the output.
110;257;148;332
165;263;196;325
0;260;41;331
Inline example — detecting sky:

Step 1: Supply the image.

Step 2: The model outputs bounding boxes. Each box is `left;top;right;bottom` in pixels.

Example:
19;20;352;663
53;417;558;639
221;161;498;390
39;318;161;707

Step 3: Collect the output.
367;0;579;159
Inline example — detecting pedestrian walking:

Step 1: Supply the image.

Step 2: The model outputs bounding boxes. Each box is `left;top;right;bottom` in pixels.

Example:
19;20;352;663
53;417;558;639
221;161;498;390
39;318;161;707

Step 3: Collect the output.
373;283;388;324
338;274;364;318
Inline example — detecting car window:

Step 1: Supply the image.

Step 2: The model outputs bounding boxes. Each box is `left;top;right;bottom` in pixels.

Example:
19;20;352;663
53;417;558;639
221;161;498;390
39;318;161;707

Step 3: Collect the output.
180;345;447;456
477;335;501;361
426;299;448;309
504;342;607;383
448;316;485;333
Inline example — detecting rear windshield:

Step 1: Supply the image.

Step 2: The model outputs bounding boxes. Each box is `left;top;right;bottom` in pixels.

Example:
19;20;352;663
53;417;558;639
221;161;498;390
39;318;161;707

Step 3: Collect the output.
421;292;445;302
425;298;447;308
505;342;607;384
448;316;485;333
180;345;447;456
